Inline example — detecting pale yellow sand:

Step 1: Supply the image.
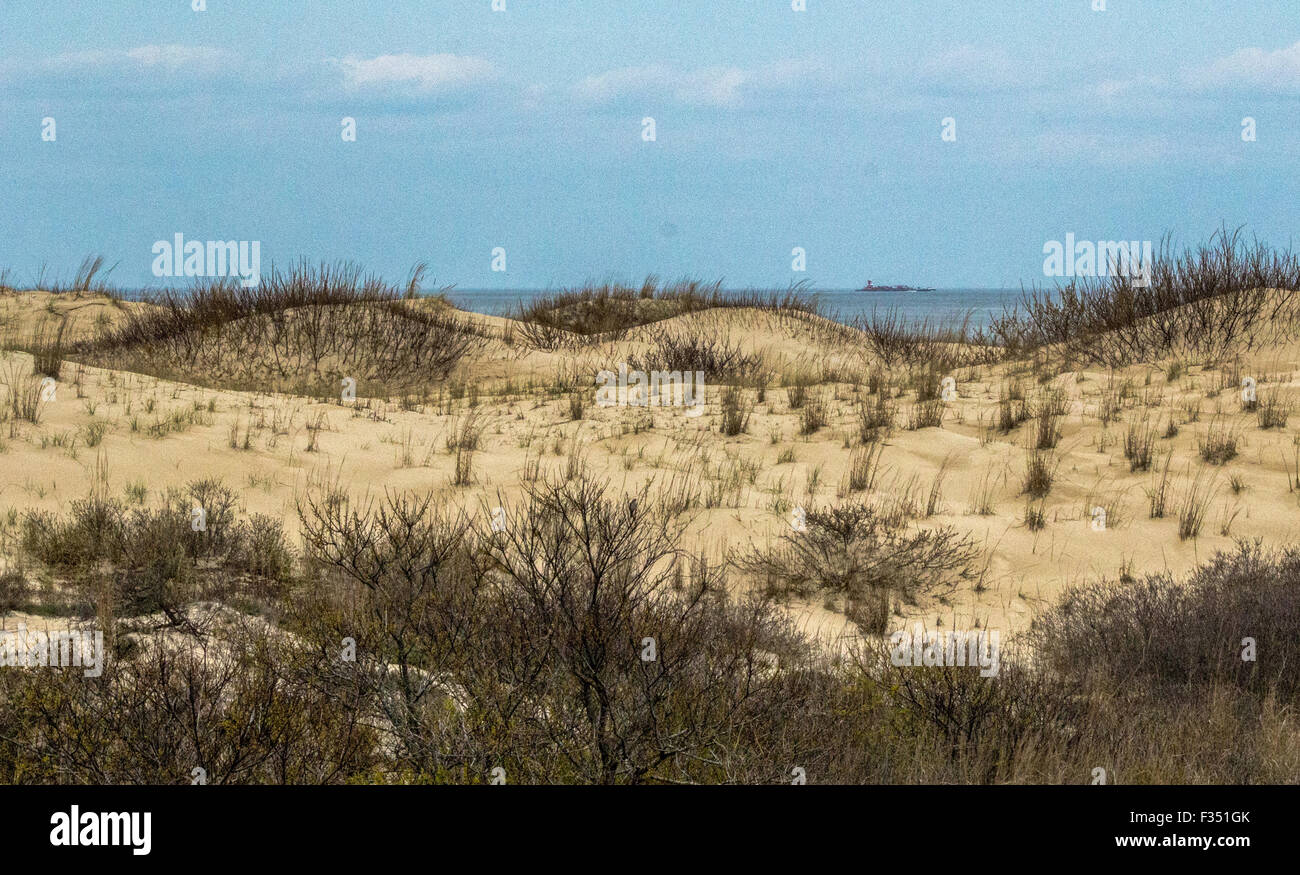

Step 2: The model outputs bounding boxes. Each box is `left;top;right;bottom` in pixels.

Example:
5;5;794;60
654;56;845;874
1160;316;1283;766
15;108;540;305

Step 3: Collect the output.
3;290;1298;644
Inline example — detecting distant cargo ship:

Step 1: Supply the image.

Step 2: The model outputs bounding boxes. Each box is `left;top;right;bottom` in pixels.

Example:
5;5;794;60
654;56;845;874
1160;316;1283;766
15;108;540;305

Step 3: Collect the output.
856;280;935;292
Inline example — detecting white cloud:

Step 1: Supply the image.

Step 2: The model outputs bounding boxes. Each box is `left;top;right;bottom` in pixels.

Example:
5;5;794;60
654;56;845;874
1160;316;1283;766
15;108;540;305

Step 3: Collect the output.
575;59;835;107
333;53;496;93
0;44;241;92
915;45;1021;91
577;65;749;106
1186;40;1300;92
752;59;837;91
1091;75;1167;99
45;44;234;73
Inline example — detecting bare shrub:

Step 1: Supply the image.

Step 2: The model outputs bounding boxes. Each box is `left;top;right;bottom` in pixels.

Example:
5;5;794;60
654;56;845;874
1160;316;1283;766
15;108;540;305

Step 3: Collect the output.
628;327;770;386
991;228;1300;366
1197;417;1239;465
1257;391;1291;429
1022;448;1058;499
1177;467;1219;540
79;263;486;394
1124;416;1157;472
1;361;47;424
732;502;979;632
719;385;751;436
799;391;828;435
857;393;895;441
1031;542;1300;703
907;399;945;431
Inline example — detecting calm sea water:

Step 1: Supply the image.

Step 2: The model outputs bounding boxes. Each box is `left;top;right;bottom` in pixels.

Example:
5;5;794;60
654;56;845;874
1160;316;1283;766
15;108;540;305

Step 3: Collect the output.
447;288;1022;330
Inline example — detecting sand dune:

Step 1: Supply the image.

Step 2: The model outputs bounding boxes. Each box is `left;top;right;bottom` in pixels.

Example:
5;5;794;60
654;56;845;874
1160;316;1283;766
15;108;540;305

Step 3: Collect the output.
4;288;1297;646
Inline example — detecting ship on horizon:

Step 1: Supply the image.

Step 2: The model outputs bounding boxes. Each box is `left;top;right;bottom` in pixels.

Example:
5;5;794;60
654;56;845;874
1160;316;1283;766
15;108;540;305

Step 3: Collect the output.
856;280;936;292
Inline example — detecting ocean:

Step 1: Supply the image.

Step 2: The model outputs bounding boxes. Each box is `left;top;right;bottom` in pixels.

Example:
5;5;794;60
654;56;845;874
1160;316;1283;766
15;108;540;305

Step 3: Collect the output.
446;288;1023;330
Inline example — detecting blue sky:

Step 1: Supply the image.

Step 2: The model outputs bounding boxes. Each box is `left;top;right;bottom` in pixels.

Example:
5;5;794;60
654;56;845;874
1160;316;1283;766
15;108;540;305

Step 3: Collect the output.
1;0;1298;290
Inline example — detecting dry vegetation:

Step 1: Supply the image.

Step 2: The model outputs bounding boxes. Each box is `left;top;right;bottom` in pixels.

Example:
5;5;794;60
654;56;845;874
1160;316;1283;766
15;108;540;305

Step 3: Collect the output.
2;230;1300;784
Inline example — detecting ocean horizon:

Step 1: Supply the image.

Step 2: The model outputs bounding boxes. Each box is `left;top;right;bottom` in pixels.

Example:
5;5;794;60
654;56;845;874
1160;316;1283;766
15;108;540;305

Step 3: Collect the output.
446;287;1022;329
96;283;1022;330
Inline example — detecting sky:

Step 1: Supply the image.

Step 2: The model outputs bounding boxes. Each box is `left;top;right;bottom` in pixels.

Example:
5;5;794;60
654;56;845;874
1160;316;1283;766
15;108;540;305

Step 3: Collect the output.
1;0;1298;291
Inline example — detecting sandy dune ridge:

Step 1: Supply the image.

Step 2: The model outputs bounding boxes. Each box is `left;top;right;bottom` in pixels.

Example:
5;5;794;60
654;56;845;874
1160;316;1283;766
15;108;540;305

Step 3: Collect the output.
4;288;1298;646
